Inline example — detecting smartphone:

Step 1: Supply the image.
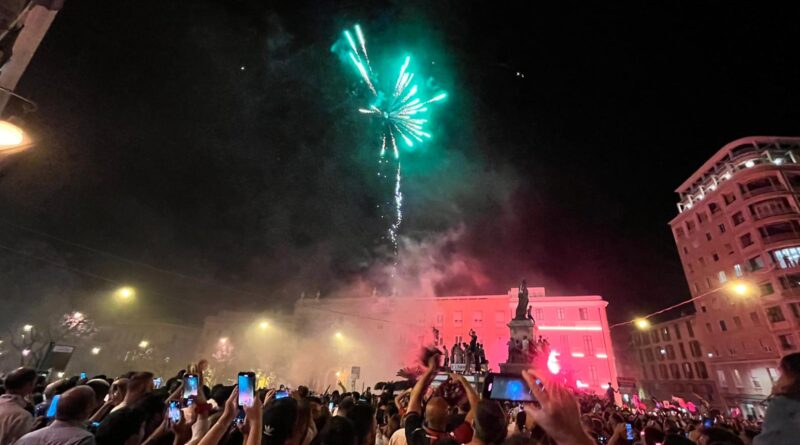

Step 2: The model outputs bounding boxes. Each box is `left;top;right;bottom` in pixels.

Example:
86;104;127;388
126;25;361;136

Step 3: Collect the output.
46;395;61;418
328;401;335;412
702;418;713;429
625;423;634;441
80;372;87;380
275;390;289;400
238;372;256;407
153;377;163;389
168;400;181;424
481;373;536;402
183;374;199;400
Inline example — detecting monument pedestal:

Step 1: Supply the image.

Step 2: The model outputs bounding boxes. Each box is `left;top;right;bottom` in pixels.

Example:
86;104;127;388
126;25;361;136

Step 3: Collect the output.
499;318;536;375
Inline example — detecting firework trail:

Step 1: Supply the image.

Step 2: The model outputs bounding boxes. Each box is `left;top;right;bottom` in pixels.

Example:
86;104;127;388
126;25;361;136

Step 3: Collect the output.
340;24;447;259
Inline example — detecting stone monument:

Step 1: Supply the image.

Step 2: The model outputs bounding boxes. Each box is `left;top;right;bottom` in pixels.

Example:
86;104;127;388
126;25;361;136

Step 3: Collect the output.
499;279;538;375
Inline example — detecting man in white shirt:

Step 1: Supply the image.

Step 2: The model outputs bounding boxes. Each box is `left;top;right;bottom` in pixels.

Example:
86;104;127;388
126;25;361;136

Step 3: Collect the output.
15;386;96;445
0;367;37;445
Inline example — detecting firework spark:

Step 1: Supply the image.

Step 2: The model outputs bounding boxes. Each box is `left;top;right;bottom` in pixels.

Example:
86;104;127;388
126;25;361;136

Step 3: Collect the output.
340;24;447;257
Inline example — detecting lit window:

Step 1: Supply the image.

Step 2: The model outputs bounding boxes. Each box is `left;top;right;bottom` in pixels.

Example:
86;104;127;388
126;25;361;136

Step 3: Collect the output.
718;271;727;283
734;264;743;277
767;367;780;382
772;246;800;269
717;370;728;387
733;369;744;387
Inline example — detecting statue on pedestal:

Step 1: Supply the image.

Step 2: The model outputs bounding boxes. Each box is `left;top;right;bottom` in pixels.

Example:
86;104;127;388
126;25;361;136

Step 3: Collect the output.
514;279;529;320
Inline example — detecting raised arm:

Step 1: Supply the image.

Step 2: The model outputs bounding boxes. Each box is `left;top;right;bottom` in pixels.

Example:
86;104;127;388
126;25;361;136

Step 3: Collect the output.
451;374;479;422
197;386;238;445
407;355;438;415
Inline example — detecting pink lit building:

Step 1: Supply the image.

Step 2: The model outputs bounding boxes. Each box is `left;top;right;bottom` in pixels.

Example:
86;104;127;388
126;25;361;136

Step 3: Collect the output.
293;286;619;397
670;136;800;415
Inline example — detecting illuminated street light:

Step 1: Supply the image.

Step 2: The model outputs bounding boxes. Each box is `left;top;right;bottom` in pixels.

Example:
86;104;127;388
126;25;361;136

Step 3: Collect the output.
0;120;32;156
258;321;269;330
335;371;341;377
219;337;228;344
115;286;136;301
22;324;33;332
21;348;30;356
138;340;149;349
729;281;754;297
334;332;343;339
91;347;101;355
634;318;651;330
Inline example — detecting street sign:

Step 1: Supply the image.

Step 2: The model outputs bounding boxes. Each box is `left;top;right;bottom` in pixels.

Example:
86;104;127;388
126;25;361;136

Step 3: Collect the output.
351;366;361;379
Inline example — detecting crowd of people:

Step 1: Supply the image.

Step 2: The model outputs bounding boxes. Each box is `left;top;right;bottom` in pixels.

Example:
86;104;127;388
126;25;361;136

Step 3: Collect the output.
1;352;798;445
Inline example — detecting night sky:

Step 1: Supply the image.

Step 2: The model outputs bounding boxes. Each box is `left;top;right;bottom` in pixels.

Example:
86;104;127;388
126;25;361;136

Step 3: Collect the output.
1;1;800;325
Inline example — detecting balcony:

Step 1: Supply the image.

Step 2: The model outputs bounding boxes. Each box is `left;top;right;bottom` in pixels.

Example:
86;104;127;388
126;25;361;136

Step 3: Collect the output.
752;207;797;221
762;232;800;245
742;185;786;199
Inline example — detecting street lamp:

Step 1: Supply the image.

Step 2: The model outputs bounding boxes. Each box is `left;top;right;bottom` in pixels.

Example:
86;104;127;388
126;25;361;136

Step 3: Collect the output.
115;286;135;301
21;348;30;356
138;340;149;349
0;87;37;159
729;281;755;297
334;331;343;339
634;318;651;330
91;347;101;355
22;324;33;332
258;321;269;330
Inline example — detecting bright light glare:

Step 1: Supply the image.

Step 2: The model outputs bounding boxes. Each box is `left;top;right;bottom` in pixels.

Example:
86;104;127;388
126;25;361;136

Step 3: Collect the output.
335;332;343;339
634;318;651;330
547;350;561;375
745;160;755;168
91;347;101;355
258;321;269;330
23;324;33;332
138;340;149;348
0;121;24;148
115;287;135;300
21;348;30;356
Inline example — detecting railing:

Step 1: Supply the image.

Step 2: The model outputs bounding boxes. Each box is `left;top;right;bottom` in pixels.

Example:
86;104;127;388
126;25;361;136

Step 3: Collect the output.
762;231;800;245
752;207;796;221
742;185;786;199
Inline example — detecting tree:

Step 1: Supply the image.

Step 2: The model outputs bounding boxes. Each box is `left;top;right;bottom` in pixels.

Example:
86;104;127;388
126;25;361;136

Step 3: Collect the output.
5;310;96;368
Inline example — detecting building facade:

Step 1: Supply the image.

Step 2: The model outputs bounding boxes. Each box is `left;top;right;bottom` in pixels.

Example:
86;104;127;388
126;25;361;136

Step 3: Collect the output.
293;286;619;397
669;136;800;415
629;314;719;406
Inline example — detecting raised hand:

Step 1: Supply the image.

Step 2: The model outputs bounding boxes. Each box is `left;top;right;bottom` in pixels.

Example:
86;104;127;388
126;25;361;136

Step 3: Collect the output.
521;369;594;445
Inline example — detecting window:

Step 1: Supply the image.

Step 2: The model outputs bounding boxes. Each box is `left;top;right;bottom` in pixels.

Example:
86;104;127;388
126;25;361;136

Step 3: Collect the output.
642;366;648;380
706;277;713;289
669;363;681;379
709;202;720;214
679;342;687;359
725;243;735;255
790;303;800;319
495;311;505;327
556;308;565;320
659;364;669;379
740;233;754;248
578;308;589;320
767;367;780;383
717;370;728;387
751;373;762;389
760;338;774;352
583;336;594;355
695;362;709;379
733;369;744;388
772;246;800;269
589;366;599;385
666;344;675;360
719;223;726;233
697;212;708;224
651;365;658;380
661;327;671;341
682;362;694;379
675;227;686;238
534;308;544;320
560;335;569;353
645;348;655;362
689;340;702;357
733;316;743;329
705;322;713;334
688;263;694;273
673;324;682;340
719;320;728;332
656;347;665;361
766;306;786;323
750;311;760;325
453;311;463;327
728;345;737;356
733;212;745;226
760;282;775;295
723;192;736;205
748;256;765;271
472;311;483;327
734;264;743;277
683;246;689;255
651;330;660;343
685;321;695;337
706;232;712;241
698;257;706;267
718;271;727;283
435;313;444;326
779;334;796;350
713;253;720;262
694;283;701;294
